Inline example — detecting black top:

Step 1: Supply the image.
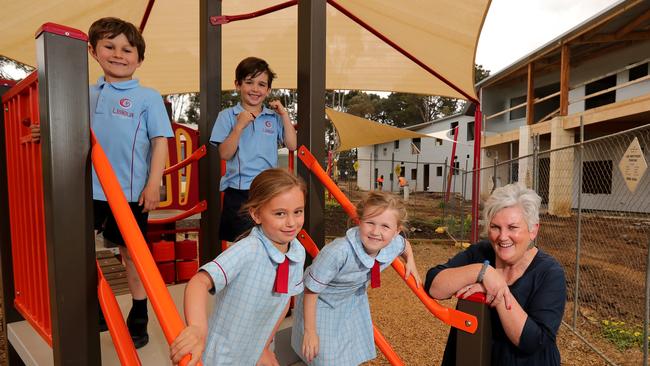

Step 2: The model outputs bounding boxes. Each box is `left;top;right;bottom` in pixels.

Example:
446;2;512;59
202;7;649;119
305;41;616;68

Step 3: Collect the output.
424;241;566;366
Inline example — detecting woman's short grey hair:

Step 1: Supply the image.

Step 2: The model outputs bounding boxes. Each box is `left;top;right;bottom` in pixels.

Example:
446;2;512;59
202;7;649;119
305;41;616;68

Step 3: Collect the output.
483;182;541;232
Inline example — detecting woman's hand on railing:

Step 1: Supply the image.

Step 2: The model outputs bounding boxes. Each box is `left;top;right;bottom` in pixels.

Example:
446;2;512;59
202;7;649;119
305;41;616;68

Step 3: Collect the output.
170;325;206;366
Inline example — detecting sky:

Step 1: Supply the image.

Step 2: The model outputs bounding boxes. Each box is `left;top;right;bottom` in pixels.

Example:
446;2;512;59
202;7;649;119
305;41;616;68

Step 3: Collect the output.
475;0;620;74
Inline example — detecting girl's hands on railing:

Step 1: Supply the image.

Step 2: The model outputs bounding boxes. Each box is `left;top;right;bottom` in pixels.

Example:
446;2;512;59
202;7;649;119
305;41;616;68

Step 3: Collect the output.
170;325;206;366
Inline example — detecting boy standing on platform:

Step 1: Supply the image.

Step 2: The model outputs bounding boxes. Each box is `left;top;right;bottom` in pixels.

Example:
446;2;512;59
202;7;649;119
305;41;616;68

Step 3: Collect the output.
210;57;297;242
88;17;173;348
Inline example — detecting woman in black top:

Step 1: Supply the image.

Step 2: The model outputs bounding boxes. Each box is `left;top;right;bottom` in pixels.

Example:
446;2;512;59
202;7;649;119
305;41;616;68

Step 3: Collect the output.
425;183;566;365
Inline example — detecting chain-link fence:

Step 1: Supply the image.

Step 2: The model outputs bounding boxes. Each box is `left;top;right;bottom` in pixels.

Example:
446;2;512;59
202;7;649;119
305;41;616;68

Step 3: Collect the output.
474;123;650;365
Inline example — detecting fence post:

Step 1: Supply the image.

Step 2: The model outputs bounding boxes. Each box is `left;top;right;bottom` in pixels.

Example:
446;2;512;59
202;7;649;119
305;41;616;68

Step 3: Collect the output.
642;130;650;366
573;116;584;330
533;134;539;193
442;158;448;224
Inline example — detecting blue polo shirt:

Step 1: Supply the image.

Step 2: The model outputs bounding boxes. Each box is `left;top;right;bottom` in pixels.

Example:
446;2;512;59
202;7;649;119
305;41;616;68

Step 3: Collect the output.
210;103;284;190
90;77;173;202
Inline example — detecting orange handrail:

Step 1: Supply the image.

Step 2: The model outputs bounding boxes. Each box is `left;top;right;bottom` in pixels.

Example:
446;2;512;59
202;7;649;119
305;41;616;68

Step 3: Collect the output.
91;131;199;366
162;145;206;176
97;262;141;366
296;145;478;334
296;230;405;366
148;200;207;225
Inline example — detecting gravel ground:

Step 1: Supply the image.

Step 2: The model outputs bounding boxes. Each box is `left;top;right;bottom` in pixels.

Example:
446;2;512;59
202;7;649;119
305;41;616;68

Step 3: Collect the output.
364;241;607;366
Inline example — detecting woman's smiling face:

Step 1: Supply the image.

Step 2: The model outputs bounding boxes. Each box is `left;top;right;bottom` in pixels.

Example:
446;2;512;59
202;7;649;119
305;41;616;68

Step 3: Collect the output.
487;205;539;266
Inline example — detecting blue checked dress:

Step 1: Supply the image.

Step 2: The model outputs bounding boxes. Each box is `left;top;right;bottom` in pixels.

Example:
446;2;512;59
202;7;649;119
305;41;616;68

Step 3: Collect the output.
291;227;405;366
200;226;305;365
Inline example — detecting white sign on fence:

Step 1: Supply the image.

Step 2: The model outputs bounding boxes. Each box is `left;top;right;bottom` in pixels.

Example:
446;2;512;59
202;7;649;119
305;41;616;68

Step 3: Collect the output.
618;137;647;193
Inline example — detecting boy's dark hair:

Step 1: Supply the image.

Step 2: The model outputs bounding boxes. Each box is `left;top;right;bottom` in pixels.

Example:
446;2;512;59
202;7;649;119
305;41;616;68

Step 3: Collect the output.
88;17;146;62
235;57;277;87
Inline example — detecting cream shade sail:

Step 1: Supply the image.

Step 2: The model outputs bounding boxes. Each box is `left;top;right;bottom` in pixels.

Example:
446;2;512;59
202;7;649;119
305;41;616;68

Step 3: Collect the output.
1;0;489;100
326;108;430;152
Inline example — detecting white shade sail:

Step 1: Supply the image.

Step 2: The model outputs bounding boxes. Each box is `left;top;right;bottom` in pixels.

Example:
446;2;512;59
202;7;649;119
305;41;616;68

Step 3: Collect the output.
1;0;490;100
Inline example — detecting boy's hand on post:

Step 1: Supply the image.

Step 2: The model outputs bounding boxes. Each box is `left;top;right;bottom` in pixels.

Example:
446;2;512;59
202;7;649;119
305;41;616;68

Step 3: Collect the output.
235;111;256;132
170;325;206;366
139;183;160;212
268;99;287;117
30;124;41;143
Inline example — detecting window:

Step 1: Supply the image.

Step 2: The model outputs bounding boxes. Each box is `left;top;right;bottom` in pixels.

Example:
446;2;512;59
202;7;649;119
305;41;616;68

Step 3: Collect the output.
394;140;400;149
436;166;443;176
453;161;460;175
411;168;417;180
629;63;648;81
467;122;475;141
450;121;459;131
435;138;443;146
509;95;526;120
412;138;421;152
582;160;612;194
585;75;616;110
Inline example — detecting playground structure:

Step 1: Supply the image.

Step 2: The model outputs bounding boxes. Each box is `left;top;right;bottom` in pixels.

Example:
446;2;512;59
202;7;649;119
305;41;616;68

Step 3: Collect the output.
0;1;497;365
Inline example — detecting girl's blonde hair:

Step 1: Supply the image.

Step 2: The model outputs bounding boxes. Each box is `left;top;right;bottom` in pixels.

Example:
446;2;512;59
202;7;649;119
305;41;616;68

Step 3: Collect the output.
355;191;408;231
241;168;307;219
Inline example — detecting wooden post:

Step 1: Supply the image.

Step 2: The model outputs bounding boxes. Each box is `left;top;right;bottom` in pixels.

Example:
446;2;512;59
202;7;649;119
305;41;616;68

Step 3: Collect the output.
560;44;570;116
526;62;535;125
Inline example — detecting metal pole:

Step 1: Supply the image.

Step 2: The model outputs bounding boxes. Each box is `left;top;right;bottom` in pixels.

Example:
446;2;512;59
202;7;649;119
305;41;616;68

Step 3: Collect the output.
509;142;514;184
461;160;468;241
297;0;327;248
199;0;222;262
573;116;584;330
391;152;395;192
533;134;539;193
640;233;650;366
491;158;498;193
442;158;448;223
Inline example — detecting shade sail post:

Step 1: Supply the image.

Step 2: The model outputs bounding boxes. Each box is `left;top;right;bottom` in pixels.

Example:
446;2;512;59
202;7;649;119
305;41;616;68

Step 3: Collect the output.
199;0;222;263
36;24;100;365
297;0;327;249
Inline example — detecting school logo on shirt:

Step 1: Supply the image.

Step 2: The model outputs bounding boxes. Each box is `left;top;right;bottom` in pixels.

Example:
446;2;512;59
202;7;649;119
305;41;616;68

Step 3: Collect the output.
119;98;133;109
263;120;275;135
112;98;134;118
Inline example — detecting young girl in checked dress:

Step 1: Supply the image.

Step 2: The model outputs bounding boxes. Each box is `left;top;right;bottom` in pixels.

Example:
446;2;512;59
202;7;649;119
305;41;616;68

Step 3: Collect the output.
291;191;422;366
170;168;306;366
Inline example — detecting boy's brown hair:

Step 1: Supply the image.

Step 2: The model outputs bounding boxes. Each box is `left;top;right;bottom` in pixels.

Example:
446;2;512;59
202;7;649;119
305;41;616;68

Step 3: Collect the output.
88;17;146;62
235;57;277;88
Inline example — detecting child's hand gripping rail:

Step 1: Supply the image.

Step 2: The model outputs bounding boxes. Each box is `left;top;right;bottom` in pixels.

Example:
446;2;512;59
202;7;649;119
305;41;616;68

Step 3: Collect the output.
297;145;478;334
91;131;200;366
297;231;405;366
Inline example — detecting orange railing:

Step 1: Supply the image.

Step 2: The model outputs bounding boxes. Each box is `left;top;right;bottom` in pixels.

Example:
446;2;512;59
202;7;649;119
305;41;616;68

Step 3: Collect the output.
97;263;140;365
2;71;52;345
91;131;199;366
297;145;478;334
297;230;405;366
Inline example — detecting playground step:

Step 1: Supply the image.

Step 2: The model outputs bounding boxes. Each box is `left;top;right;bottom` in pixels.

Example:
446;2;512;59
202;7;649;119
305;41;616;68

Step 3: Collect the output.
96;249;129;295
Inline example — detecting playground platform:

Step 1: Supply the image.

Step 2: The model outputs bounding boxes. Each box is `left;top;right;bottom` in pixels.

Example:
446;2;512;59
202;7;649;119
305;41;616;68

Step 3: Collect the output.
8;284;303;365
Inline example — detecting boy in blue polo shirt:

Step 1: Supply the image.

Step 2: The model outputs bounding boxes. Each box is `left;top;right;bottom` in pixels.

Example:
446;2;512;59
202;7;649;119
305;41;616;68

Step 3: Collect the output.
210;57;297;242
88;17;173;348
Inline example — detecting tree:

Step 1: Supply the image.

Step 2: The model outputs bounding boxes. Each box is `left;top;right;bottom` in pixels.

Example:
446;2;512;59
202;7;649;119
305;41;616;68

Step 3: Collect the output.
0;56;33;80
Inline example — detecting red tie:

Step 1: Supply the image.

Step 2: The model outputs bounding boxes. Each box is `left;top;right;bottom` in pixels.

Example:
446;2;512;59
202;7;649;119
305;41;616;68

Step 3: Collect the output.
370;260;381;288
274;257;289;294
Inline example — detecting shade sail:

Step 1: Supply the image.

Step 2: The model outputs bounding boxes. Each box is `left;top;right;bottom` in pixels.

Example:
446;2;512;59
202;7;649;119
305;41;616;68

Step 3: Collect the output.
1;0;489;100
326;108;431;151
